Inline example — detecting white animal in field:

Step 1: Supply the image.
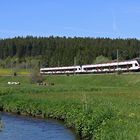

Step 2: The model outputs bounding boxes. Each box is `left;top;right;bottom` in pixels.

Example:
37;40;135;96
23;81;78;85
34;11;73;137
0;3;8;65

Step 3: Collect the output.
8;82;20;85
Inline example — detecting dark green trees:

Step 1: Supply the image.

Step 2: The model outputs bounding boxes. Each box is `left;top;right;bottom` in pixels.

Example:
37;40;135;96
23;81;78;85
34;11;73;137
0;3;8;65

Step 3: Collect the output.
0;36;140;67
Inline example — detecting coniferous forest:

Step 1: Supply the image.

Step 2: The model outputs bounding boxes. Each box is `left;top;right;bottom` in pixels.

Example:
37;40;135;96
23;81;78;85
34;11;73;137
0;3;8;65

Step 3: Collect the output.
0;36;140;68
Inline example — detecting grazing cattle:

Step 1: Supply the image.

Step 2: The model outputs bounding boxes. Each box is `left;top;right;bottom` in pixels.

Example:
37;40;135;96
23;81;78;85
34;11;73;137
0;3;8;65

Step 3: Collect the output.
37;82;50;86
8;82;20;85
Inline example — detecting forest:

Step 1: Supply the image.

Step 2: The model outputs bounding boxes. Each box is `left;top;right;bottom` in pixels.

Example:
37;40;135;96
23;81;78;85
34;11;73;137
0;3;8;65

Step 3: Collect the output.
0;36;140;68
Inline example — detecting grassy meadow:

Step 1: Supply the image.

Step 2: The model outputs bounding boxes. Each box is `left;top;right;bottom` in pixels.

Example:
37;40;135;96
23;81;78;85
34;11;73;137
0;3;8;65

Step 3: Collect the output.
0;74;140;139
0;68;30;76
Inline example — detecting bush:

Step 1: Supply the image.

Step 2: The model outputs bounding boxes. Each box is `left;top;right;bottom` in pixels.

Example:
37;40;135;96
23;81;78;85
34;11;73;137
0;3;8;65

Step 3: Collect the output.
30;70;44;84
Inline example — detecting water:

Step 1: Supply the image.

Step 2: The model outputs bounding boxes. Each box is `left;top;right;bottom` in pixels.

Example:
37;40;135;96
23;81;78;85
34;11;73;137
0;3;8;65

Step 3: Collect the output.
0;113;77;140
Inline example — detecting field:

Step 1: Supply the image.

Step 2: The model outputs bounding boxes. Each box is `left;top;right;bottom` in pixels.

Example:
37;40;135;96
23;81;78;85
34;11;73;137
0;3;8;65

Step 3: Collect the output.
0;69;30;76
0;74;140;139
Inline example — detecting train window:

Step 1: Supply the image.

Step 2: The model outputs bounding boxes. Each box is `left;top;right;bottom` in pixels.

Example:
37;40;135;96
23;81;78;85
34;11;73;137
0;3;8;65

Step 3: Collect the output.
84;67;95;71
135;63;138;66
110;66;116;69
118;65;127;68
67;68;77;71
102;66;109;69
41;70;50;72
128;64;132;68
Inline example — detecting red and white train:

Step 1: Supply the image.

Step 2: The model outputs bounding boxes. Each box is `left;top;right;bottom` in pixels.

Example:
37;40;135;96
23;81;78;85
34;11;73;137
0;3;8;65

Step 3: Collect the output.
40;59;140;75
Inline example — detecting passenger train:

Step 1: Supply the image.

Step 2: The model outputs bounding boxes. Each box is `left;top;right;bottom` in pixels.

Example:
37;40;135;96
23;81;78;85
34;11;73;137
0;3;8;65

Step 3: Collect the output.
40;59;140;75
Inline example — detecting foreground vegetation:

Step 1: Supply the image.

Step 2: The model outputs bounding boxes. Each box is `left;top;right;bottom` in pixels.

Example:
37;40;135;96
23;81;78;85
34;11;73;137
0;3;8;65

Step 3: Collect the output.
0;74;140;139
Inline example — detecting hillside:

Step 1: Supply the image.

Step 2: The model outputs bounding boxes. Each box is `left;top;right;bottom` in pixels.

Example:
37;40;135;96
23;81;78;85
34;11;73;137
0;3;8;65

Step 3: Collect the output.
0;36;140;69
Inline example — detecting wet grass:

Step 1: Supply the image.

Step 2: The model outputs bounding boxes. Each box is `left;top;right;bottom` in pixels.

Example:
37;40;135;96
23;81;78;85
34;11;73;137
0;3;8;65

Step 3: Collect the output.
0;74;140;139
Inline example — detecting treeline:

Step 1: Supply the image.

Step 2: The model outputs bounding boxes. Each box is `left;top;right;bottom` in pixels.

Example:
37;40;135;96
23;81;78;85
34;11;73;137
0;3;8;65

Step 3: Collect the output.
0;36;140;68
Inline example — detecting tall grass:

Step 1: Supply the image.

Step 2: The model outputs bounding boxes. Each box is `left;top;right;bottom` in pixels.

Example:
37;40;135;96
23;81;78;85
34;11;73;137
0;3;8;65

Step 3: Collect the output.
0;74;140;139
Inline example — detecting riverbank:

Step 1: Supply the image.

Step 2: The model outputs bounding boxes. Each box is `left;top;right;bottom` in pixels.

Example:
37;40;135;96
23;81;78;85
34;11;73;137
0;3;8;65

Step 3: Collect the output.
0;75;140;139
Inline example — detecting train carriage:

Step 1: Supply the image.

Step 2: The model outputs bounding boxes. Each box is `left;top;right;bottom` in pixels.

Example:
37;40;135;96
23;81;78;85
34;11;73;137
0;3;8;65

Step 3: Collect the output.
40;59;140;75
40;66;81;75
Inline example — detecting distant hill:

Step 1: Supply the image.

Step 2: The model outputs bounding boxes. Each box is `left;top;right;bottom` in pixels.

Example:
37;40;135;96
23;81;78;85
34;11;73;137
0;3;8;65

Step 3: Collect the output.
0;36;140;68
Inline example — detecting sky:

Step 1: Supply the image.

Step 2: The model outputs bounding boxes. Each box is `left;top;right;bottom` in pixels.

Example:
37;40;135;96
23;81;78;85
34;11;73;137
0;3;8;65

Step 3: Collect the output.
0;0;140;39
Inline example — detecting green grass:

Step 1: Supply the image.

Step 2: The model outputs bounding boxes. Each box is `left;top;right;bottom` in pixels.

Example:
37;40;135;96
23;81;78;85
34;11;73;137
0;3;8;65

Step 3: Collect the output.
0;74;140;139
0;69;30;76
